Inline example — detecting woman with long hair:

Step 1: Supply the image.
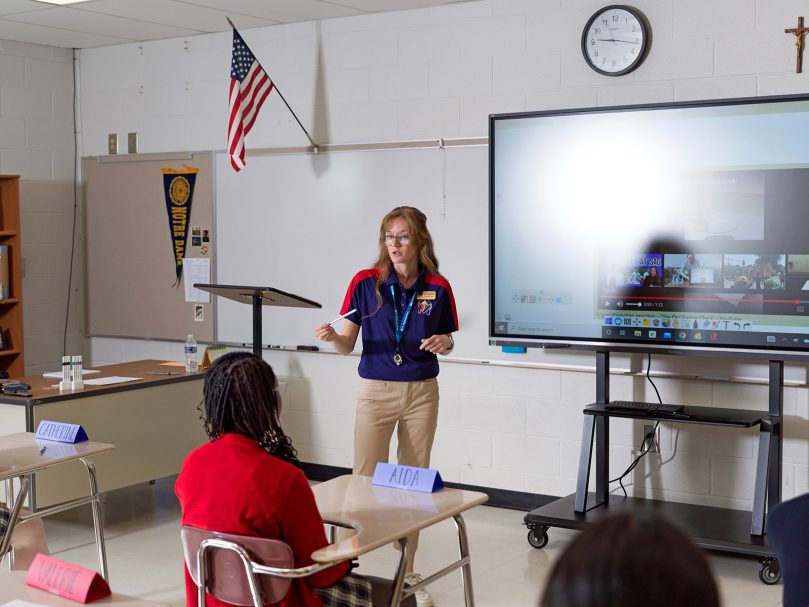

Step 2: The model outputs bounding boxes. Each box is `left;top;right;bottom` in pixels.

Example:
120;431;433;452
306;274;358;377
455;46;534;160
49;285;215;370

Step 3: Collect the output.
314;206;458;607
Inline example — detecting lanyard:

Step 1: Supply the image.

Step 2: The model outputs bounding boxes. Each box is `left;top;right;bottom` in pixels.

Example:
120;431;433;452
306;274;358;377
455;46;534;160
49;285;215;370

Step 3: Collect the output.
390;285;417;355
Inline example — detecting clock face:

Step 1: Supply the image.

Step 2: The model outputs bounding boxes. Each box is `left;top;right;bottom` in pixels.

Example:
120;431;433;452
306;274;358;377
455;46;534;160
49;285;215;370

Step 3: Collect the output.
582;5;649;76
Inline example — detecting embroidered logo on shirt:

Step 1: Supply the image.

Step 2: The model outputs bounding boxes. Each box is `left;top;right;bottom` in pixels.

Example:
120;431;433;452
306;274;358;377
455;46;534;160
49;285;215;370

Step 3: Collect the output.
417;291;436;300
417;299;433;315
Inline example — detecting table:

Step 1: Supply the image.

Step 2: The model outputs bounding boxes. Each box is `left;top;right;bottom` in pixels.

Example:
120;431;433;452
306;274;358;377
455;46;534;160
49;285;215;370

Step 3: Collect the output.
0;571;167;607
0;433;114;579
311;475;488;606
0;360;205;510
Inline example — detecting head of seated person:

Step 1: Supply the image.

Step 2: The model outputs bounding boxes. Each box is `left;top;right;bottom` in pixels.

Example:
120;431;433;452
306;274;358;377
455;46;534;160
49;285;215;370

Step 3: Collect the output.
540;512;719;607
202;351;298;465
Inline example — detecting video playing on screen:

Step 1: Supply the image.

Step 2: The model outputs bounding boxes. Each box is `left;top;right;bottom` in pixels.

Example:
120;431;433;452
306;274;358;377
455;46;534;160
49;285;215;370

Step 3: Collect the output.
490;96;809;355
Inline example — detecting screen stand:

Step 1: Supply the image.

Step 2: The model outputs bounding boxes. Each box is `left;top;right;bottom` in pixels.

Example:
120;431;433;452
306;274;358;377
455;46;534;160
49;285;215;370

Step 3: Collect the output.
574;351;609;512
524;351;784;576
750;360;783;534
193;284;322;357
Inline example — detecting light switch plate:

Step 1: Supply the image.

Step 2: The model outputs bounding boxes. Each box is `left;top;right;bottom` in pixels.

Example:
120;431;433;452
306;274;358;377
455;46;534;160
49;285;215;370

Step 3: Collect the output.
107;133;118;155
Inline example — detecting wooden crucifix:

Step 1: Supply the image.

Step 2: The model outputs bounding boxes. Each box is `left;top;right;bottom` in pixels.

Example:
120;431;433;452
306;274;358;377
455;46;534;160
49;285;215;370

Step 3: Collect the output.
786;16;809;73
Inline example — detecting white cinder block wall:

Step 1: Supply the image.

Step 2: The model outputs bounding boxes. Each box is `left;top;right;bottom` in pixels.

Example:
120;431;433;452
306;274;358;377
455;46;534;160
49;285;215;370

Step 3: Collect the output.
80;0;808;506
0;39;81;376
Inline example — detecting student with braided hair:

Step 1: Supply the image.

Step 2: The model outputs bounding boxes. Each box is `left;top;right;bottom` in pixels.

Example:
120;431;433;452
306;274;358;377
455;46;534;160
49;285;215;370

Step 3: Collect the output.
175;352;371;607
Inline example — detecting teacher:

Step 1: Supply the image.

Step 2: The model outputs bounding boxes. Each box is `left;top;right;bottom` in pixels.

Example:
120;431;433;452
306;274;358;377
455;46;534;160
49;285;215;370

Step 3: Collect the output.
315;206;457;603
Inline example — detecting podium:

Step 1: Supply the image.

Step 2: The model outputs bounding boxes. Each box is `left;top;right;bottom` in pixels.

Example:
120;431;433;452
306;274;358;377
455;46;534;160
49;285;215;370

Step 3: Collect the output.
194;284;321;356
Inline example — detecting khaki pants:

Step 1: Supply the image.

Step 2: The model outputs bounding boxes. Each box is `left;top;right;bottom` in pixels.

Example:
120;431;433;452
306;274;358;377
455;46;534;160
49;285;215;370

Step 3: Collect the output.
353;378;439;557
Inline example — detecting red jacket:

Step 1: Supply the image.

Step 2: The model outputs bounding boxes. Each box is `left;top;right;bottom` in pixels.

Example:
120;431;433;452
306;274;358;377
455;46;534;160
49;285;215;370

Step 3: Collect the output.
175;433;350;607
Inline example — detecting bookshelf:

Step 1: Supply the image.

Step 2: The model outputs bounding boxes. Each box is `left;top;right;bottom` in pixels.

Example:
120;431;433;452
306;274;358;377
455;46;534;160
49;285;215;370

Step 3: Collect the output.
0;175;23;377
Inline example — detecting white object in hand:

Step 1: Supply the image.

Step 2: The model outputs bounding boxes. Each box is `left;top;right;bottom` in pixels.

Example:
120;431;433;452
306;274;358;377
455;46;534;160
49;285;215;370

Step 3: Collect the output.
329;309;357;326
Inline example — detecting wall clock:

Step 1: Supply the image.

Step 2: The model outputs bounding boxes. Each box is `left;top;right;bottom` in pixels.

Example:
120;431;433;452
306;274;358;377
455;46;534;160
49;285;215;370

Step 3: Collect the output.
581;5;650;76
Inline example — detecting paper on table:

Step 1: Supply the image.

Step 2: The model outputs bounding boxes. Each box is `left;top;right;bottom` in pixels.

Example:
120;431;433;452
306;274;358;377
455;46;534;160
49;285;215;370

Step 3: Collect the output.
183;258;210;303
42;369;100;378
83;376;141;386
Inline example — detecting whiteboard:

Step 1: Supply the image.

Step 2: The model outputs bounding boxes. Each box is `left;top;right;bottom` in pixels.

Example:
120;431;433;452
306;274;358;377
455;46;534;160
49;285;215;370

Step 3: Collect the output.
212;145;808;380
214;145;506;361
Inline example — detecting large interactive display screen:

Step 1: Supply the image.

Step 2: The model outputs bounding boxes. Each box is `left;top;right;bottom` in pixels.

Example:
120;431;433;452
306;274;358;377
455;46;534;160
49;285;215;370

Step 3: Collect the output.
490;95;809;357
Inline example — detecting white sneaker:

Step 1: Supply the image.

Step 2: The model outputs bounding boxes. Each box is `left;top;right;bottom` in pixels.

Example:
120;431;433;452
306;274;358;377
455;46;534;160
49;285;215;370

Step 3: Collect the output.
405;573;434;607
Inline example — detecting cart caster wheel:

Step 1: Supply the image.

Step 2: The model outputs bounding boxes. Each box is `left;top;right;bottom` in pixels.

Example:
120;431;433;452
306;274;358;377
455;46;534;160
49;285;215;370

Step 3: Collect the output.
758;558;781;585
527;526;549;549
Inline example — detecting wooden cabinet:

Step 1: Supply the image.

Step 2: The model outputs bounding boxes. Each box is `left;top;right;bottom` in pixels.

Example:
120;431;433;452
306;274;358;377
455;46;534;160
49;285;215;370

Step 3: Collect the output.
0;175;23;377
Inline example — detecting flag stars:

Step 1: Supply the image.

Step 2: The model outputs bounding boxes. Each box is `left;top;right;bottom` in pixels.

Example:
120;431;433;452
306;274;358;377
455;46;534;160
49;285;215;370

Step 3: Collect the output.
230;35;257;81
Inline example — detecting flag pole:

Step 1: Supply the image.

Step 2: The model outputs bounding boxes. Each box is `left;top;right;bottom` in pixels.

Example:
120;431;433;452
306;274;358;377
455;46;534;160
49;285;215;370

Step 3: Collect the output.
227;17;319;152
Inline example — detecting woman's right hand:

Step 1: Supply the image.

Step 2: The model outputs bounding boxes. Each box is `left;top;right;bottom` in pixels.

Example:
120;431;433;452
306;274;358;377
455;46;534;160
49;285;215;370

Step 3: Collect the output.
314;318;359;355
314;323;337;342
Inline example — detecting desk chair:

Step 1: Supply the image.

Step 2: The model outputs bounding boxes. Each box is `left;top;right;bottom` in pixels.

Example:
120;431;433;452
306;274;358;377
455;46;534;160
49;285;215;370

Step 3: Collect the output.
182;526;415;607
181;525;340;606
766;492;809;607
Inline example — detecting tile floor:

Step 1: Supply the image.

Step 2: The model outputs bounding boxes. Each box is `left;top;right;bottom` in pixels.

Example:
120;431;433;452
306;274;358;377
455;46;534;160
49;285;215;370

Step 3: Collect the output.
39;478;784;607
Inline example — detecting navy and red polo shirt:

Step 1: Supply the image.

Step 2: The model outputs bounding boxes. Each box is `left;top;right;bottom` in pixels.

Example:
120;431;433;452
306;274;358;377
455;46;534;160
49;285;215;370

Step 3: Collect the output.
340;267;458;381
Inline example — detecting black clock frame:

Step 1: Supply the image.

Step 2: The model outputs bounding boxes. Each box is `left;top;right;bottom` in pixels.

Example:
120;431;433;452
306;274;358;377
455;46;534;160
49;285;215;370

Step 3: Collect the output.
581;4;651;76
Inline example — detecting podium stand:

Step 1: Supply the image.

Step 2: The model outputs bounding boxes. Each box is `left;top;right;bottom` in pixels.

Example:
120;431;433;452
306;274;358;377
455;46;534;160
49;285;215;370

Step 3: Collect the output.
194;284;321;357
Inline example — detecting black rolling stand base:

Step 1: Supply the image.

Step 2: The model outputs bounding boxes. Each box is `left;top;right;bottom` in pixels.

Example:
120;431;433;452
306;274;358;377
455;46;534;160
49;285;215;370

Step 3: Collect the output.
523;493;781;585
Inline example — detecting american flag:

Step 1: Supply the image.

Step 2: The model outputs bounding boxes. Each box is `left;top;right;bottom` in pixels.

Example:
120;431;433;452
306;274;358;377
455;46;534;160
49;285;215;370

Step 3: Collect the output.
228;29;273;172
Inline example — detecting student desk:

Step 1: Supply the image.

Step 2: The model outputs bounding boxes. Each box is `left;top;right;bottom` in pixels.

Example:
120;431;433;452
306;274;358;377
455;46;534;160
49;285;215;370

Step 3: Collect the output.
0;571;167;607
0;433;113;578
311;475;488;607
0;360;206;510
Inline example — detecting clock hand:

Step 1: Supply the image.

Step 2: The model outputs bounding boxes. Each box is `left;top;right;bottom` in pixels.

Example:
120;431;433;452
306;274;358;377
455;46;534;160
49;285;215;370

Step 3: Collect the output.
596;38;640;44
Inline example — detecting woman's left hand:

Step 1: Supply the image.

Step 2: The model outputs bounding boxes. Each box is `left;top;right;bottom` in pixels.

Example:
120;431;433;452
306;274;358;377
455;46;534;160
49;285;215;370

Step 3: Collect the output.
420;334;452;354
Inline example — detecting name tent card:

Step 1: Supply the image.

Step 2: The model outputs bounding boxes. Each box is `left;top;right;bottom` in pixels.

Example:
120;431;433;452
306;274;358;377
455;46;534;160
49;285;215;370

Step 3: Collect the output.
201;345;227;368
372;462;444;493
35;420;88;444
26;553;111;603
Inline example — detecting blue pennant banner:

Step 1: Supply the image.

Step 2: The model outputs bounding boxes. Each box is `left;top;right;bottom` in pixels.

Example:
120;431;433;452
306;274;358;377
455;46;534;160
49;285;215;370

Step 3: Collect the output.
162;165;198;285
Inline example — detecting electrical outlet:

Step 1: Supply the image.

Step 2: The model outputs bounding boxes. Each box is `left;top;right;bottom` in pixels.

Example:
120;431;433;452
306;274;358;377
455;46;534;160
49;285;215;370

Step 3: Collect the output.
643;424;660;453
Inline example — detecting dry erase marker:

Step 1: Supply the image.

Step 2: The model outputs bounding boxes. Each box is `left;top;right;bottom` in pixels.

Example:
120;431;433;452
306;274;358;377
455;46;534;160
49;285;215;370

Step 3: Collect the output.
61;356;70;383
329;309;357;325
39;446;47;455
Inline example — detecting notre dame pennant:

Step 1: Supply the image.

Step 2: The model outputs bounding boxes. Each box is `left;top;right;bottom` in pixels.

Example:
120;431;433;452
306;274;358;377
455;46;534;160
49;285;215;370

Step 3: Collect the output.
162;165;198;285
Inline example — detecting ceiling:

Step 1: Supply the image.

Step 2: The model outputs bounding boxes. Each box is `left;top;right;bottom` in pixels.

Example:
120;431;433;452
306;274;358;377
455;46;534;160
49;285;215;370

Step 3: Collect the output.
0;0;470;49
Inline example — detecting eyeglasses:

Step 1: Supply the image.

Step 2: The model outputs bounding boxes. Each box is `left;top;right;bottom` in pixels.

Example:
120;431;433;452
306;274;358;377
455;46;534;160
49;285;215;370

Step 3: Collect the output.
383;234;411;245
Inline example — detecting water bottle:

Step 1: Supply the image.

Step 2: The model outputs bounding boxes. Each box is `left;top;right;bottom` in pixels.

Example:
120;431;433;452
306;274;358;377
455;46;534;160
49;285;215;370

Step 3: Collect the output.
184;334;198;372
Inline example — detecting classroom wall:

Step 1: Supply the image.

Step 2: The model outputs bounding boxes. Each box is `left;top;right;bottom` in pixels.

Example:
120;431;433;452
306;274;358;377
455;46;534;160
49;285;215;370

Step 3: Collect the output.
79;0;809;505
0;39;80;376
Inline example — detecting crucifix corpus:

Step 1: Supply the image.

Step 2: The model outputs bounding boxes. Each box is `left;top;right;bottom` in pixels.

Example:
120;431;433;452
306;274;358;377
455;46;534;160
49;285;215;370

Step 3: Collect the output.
786;16;809;73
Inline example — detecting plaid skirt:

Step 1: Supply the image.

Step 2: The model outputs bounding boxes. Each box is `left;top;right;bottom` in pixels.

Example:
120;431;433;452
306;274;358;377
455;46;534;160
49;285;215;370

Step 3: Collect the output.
315;573;373;607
